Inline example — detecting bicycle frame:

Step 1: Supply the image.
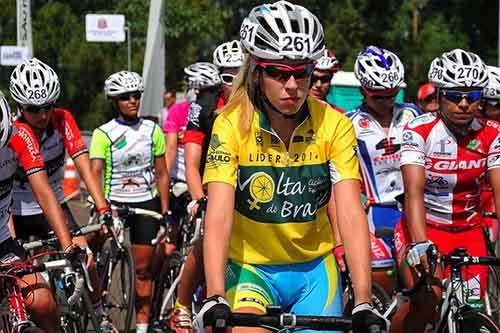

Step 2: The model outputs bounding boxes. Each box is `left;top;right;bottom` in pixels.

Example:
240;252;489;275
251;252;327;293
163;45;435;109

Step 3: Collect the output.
6;280;36;332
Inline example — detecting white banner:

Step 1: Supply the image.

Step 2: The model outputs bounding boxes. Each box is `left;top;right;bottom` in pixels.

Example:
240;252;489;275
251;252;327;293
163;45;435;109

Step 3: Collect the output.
0;46;29;66
85;14;125;42
16;0;33;58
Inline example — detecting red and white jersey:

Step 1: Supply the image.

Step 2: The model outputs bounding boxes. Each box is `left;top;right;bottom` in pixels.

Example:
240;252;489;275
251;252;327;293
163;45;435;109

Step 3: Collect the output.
12;108;87;215
0;123;45;242
400;112;500;229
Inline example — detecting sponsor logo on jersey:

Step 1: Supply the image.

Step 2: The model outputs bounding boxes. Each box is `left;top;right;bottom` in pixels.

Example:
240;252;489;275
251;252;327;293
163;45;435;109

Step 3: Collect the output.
431;137;453;157
114;134;127;149
206;134;231;168
188;103;202;127
467;139;485;154
408;113;435;129
425;158;486;170
305;129;315;143
359;118;370;129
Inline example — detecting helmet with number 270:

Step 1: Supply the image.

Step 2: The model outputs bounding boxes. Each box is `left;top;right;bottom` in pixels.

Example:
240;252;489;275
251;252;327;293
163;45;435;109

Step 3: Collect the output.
239;0;325;61
10;58;60;106
428;49;488;89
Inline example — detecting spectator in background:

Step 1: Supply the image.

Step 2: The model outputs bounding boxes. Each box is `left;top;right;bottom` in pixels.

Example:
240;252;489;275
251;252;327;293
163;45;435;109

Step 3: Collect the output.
416;82;438;113
162;89;177;124
309;49;345;113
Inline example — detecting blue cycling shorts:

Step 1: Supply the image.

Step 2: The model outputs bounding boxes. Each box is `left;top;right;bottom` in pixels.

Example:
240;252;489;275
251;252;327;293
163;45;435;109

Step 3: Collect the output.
225;253;343;333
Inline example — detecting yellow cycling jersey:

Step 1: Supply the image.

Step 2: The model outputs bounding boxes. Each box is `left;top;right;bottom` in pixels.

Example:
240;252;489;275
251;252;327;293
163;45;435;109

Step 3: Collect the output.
203;97;361;265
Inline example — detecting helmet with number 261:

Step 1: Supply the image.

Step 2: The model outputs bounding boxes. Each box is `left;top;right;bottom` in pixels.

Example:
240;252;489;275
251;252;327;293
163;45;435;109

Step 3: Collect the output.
239;0;325;61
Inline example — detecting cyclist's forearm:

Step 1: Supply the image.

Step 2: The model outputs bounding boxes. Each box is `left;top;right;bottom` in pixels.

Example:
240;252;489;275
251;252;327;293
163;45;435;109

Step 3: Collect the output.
186;167;204;199
74;153;108;210
165;133;177;174
28;172;72;249
402;165;427;242
155;156;170;213
335;181;371;305
204;229;228;296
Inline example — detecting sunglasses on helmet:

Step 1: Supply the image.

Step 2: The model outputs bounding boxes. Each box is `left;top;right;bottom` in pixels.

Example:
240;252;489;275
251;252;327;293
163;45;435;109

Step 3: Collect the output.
257;61;314;82
441;90;482;104
118;92;142;101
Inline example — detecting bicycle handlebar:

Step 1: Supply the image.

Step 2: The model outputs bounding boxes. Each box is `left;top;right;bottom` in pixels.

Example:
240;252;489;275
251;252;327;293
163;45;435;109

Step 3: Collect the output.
22;223;102;251
224;312;352;331
441;248;500;268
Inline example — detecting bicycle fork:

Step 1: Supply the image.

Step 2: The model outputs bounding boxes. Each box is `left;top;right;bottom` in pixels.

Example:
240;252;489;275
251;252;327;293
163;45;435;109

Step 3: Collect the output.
9;285;35;332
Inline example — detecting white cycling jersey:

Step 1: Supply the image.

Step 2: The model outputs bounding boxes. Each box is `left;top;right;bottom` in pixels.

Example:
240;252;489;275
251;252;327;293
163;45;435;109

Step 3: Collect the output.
346;103;421;205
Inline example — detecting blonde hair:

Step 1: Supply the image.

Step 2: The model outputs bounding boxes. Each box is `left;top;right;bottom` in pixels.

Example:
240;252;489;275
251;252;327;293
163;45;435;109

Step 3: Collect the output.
218;56;257;134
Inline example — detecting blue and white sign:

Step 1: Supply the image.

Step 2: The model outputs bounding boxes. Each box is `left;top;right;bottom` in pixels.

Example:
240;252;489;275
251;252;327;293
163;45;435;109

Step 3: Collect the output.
0;46;29;66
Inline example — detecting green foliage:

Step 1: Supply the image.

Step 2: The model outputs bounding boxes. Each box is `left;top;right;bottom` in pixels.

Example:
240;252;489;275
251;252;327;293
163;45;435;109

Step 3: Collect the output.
0;0;498;129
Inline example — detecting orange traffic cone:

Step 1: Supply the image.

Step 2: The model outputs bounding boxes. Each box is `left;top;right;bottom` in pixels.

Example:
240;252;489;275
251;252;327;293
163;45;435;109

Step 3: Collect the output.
63;158;80;201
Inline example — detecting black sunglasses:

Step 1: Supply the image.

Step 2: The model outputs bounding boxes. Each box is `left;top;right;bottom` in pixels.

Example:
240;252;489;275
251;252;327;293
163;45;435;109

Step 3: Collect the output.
441;90;482;104
484;99;500;108
118;92;142;101
23;104;54;114
372;93;398;101
311;74;333;84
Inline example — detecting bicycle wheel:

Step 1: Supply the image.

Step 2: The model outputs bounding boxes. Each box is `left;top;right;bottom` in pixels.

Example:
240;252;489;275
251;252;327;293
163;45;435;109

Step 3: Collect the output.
487;264;500;321
150;251;183;331
343;282;390;315
440;309;500;333
22;327;46;333
99;241;136;333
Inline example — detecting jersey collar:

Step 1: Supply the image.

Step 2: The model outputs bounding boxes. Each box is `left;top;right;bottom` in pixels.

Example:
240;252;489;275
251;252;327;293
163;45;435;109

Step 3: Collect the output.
114;117;141;126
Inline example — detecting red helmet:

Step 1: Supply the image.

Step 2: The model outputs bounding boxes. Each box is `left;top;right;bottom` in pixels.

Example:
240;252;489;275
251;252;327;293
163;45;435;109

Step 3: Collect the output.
417;82;436;102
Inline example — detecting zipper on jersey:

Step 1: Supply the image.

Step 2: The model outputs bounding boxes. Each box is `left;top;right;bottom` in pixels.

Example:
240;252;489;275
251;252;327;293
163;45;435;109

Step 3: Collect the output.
260;116;309;167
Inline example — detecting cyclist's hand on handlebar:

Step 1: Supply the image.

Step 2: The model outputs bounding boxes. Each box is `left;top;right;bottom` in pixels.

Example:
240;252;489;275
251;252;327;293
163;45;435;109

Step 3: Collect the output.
333;244;346;272
194;295;231;333
187;199;200;218
407;240;434;275
97;210;113;235
352;302;390;333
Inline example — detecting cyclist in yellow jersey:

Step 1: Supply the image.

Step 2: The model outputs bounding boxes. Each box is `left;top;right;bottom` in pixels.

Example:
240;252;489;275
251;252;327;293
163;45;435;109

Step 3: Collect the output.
194;2;389;333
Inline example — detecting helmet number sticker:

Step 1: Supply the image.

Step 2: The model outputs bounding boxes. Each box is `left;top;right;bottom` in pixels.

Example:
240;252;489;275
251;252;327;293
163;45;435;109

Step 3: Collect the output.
457;67;480;80
224;53;242;64
429;68;443;80
280;33;312;56
380;71;399;83
28;89;48;101
240;20;258;46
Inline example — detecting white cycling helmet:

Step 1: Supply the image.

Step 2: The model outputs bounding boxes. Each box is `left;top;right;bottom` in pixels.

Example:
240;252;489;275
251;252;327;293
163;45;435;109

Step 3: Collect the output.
104;71;144;98
184;62;222;89
315;49;340;72
213;40;244;68
428;49;488;89
10;58;60;106
354;46;405;90
0;91;12;149
240;0;325;61
482;66;500;99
